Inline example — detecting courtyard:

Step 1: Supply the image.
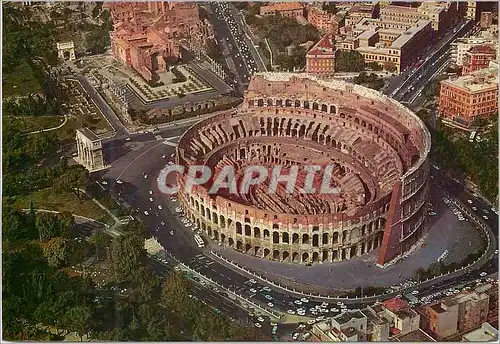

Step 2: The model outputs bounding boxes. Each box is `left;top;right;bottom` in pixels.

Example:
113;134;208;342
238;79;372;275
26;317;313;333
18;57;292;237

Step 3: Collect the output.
76;54;214;103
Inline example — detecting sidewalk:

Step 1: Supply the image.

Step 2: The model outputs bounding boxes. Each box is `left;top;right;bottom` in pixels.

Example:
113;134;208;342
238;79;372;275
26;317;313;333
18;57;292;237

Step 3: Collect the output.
78;188;123;236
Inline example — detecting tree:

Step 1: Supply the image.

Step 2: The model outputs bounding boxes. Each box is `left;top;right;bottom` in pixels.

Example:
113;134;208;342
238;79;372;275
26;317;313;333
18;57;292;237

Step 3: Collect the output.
42;237;71;268
61;306;92;341
367;61;383;71
335;50;365;72
89;230;111;261
383;61;397;73
322;2;338;14
110;225;147;282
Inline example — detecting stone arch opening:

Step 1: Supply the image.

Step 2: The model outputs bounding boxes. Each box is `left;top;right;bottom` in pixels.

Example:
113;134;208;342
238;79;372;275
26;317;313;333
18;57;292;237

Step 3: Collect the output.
292;233;299;244
292;252;299;262
254;246;260;255
330;105;336;114
312;234;319;247
245;224;251;236
264;229;270;238
322;233;329;244
257;99;264;107
264;248;270;258
304;100;310;109
282;232;289;243
302;252;309;262
322;251;328;262
333;232;339;244
273;231;280;244
236;222;242;235
195;200;200;211
236;241;243;251
350;245;357;258
221;233;226;243
312;252;319;263
267;99;273;107
302;234;310;245
228;237;234;247
313;102;319;110
342;230;348;242
321;104;327;112
212;212;218;224
295;100;301;107
283;251;290;261
254;227;261;238
214;230;219;240
208;227;213;236
245;243;252;253
285;99;292;107
220;215;226;228
273;250;280;260
333;250;338;261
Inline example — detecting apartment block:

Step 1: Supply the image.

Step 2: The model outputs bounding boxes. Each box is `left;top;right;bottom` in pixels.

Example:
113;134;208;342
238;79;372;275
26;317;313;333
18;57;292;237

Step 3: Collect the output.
380;3;461;34
438;65;498;127
451;37;496;66
306;5;345;34
260;2;304;19
335;17;433;73
462;45;497;75
419;298;459;340
455;292;490;333
306;34;336;78
462;322;499;342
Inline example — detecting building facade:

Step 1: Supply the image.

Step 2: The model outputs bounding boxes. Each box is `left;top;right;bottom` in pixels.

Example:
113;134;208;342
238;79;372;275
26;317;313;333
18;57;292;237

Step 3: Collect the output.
462;45;497;75
260;2;304;18
438;65;498;127
306;34;336;78
106;2;212;82
306;5;344;34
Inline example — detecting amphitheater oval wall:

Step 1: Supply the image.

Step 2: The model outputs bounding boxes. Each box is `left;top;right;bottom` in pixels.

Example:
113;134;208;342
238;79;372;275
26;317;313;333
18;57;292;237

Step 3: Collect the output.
176;73;431;265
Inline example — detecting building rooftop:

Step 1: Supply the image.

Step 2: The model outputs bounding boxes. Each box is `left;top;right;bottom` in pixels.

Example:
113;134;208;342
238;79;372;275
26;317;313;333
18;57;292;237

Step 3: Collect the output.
393;328;437;342
333;310;366;325
261;2;303;12
391;20;430;49
442;66;499;93
462;323;499;342
77;127;99;142
383;297;410;312
430;303;447;314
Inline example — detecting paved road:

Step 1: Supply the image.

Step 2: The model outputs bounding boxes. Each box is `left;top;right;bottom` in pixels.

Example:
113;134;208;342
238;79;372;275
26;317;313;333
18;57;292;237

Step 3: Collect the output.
93;128;497;324
384;19;473;99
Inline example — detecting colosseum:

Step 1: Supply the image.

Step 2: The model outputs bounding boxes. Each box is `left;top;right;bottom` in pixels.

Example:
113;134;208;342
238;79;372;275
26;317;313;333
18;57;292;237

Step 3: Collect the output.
176;73;431;266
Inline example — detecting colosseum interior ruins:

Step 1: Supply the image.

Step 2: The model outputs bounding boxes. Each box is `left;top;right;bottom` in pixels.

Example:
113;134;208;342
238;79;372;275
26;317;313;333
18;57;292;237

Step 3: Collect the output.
176;73;431;266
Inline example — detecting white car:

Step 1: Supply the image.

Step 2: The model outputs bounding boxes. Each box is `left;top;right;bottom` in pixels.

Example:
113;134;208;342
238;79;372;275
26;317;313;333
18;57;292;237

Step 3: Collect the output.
249;279;257;284
144;174;148;179
292;333;300;340
472;207;477;211
149;190;154;195
116;179;123;184
301;298;309;303
254;323;262;328
262;286;271;292
158;205;163;210
467;199;473;204
480;272;487;277
149;197;154;202
250;288;257;293
125;137;131;141
169;230;174;236
257;317;265;322
143;211;149;216
411;290;419;295
101;180;108;185
494;250;498;255
336;302;343;306
330;308;339;312
287;310;296;315
294;300;302;305
267;302;274;307
162;155;166;159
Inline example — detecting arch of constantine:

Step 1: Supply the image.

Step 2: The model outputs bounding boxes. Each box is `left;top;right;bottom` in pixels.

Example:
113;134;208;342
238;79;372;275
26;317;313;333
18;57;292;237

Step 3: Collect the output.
57;41;76;61
75;128;106;172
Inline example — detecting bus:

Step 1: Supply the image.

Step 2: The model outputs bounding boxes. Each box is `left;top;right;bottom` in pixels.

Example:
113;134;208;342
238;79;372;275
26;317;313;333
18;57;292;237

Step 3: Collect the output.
469;131;477;142
194;234;205;248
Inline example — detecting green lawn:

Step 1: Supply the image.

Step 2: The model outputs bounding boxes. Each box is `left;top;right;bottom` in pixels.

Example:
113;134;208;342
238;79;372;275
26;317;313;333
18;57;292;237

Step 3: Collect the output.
12;115;65;133
13;188;113;225
2;59;42;97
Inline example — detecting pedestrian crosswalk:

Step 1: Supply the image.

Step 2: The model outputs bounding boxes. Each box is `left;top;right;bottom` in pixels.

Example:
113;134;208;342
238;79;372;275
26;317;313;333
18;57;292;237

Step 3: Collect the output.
163;140;178;147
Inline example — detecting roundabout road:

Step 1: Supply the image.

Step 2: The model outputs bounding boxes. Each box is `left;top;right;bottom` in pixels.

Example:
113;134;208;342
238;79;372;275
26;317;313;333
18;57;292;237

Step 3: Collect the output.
96;126;498;321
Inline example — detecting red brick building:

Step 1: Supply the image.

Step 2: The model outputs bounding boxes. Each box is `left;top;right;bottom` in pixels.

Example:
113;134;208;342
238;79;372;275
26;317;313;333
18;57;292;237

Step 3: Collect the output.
306;34;336;78
306;5;343;34
462;45;497;75
439;66;498;127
